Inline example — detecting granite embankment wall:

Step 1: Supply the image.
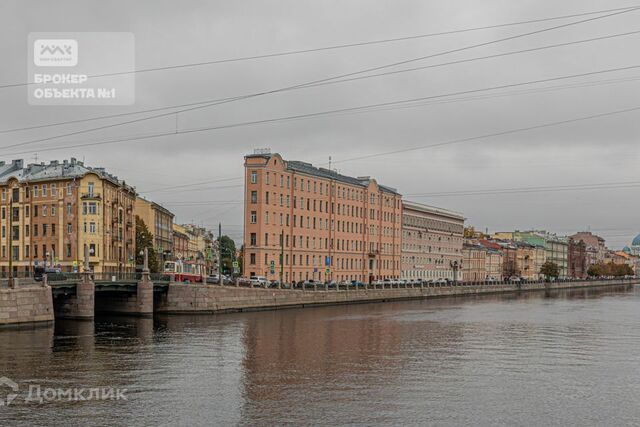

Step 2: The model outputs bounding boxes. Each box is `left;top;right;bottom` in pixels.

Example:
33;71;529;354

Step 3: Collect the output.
155;279;639;314
0;285;53;326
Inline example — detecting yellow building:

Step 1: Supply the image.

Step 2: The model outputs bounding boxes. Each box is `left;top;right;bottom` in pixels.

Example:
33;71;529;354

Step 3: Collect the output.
135;196;174;266
0;159;136;275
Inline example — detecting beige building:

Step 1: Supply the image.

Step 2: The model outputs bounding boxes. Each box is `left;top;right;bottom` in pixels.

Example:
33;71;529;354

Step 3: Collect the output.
244;151;402;284
401;201;464;281
485;249;503;280
0;159;136;275
135;197;174;266
462;243;487;282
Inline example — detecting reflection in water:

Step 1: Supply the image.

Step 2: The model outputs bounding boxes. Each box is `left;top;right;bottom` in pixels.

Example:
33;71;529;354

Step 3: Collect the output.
0;285;638;426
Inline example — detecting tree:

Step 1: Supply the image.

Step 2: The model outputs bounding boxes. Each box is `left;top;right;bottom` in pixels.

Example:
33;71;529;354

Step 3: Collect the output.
217;235;236;275
540;261;560;280
587;264;602;277
135;216;159;273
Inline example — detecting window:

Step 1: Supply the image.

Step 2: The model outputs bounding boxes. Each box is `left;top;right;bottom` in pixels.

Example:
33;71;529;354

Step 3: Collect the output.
66;183;72;195
12;226;18;241
25;206;29;218
250;211;257;224
88;202;97;214
250;253;256;265
33;224;38;237
25;245;30;258
24;225;29;237
33;185;38;198
250;171;257;184
89;222;96;233
42;184;47;197
250;233;257;246
42;205;47;217
67;223;72;234
34;245;37;258
1;189;5;201
11;188;19;202
66;203;72;215
87;182;94;197
33;205;38;217
42;224;48;236
89;244;96;256
251;191;257;204
52;224;56;236
51;184;57;196
51;205;56;216
66;244;72;258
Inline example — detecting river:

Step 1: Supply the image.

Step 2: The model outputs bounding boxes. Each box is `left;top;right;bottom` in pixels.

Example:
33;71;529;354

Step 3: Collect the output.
0;285;639;426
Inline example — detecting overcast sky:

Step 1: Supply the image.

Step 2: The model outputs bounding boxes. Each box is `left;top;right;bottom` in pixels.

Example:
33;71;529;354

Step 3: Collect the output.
1;0;639;248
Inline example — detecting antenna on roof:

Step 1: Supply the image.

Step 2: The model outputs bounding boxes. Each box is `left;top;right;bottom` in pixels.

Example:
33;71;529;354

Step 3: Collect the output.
33;153;38;164
328;156;332;171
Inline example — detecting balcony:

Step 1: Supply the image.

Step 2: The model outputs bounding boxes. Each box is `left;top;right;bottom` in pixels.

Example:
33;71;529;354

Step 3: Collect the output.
368;250;379;258
81;193;101;200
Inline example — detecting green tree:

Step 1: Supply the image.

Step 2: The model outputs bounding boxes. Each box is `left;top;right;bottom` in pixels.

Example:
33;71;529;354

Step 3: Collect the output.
217;235;236;275
540;261;560;280
135;216;159;273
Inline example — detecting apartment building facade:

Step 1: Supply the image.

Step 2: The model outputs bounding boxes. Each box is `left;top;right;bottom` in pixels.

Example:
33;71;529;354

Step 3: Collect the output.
135;196;174;265
0;159;136;275
243;152;402;284
462;243;487;282
401;201;464;281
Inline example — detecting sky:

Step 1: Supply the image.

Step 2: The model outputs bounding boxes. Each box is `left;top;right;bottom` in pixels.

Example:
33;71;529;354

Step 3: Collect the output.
0;0;639;248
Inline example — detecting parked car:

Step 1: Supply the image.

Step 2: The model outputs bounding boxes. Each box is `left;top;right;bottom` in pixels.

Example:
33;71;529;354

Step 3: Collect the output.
206;274;220;284
351;280;365;288
434;278;447;285
250;276;268;287
509;276;522;282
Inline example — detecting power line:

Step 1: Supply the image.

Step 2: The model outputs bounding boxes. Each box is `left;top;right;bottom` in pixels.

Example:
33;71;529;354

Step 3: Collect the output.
405;181;640;197
3;7;636;150
4;29;638;138
2;4;638;91
4;63;640;157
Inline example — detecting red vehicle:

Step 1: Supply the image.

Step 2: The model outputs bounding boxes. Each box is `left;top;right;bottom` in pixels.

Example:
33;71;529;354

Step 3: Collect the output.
164;260;205;283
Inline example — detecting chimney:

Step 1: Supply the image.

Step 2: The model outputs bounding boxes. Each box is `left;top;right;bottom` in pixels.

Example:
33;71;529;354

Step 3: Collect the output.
11;159;23;169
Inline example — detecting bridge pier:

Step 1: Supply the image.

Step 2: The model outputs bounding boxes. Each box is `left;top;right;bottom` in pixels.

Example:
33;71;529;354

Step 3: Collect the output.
136;273;154;317
54;273;95;320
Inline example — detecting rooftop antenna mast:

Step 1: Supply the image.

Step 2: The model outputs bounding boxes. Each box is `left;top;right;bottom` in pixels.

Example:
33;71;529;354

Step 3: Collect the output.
328;156;332;171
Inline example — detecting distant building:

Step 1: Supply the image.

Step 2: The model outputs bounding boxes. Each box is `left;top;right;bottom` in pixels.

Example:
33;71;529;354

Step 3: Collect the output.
568;237;588;278
401;201;464;282
135;196;174;266
495;230;568;278
478;240;504;280
569;232;607;263
172;223;190;260
0;158;136;274
462;243;487;281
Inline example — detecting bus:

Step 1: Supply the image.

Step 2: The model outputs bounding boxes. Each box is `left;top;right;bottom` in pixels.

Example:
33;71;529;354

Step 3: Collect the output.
163;260;205;283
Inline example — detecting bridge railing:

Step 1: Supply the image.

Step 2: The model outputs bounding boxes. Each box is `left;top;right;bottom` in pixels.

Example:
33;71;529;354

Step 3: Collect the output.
41;272;174;283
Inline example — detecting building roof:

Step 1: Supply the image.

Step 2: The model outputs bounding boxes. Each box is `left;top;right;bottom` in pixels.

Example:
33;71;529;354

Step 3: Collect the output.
248;152;400;195
0;158;134;191
402;200;464;220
